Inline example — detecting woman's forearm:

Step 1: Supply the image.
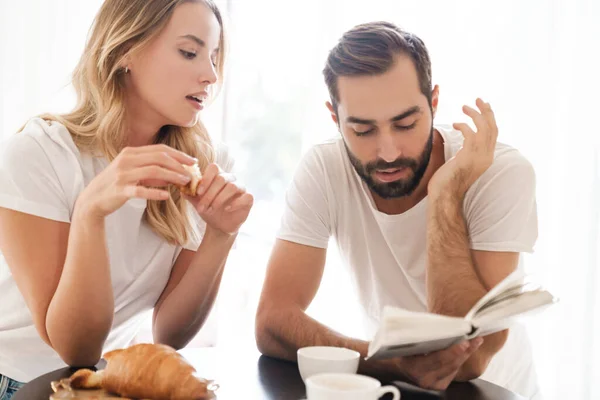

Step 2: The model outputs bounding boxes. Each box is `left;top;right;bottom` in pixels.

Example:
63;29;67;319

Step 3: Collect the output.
153;228;235;349
46;206;114;366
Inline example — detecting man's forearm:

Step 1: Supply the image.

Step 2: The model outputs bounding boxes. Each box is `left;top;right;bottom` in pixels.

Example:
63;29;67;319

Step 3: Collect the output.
153;228;235;348
426;189;487;315
256;306;400;380
427;188;507;378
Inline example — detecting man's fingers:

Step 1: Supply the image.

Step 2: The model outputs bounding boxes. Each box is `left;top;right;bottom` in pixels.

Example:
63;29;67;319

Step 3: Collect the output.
459;99;499;151
476;98;499;143
406;338;485;391
452;122;476;142
435;340;481;373
433;342;471;372
462;105;487;130
440;338;483;377
446;339;482;363
425;339;481;389
467;337;484;355
405;342;466;388
476;98;494;122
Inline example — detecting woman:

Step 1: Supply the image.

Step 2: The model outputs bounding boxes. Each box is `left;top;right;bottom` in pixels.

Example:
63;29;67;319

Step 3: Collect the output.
0;1;253;398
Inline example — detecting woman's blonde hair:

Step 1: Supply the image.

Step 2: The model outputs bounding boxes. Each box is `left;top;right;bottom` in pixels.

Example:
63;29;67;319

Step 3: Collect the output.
34;0;226;245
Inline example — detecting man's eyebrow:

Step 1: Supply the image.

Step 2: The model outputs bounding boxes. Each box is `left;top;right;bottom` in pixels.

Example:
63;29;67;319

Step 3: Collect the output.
345;106;422;125
346;116;376;125
390;106;422;122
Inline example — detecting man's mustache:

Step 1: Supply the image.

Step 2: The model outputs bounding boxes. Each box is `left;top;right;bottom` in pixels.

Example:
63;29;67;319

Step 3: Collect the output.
365;157;417;174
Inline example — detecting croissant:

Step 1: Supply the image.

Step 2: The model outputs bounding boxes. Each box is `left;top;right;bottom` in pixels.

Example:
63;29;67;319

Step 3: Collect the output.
178;163;202;196
68;344;214;400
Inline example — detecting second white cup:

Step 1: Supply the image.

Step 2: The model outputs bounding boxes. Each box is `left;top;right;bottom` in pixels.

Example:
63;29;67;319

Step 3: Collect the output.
297;346;360;382
306;373;401;400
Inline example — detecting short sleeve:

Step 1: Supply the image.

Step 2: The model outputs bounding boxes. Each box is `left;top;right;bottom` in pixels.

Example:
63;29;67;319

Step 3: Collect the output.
276;147;332;249
182;142;235;251
0;128;71;222
464;150;538;253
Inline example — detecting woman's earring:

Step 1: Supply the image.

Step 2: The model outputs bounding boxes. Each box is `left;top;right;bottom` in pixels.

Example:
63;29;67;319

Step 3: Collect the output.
125;66;129;74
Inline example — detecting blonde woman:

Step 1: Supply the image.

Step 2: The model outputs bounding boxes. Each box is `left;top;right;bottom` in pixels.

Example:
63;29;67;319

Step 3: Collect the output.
0;1;252;397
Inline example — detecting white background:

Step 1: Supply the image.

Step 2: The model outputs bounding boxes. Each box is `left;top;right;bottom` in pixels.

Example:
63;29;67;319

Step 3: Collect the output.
1;1;599;398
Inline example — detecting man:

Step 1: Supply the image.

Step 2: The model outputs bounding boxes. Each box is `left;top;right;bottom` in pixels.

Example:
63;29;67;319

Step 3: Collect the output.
255;21;539;399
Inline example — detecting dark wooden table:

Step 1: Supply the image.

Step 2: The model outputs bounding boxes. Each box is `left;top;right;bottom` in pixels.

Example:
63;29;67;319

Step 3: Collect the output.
14;347;525;399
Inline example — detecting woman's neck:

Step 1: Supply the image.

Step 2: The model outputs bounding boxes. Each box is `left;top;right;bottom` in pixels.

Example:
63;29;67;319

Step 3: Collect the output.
123;89;166;147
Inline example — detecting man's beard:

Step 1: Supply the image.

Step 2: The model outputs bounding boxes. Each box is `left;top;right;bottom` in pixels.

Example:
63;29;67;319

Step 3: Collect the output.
346;127;434;199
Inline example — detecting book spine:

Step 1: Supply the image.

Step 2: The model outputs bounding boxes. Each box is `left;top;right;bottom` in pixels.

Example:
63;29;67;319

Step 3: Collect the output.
465;324;480;339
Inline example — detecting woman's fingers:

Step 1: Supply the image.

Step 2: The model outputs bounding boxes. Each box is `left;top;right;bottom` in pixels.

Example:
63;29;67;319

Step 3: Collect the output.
196;164;220;196
122;185;170;201
129;152;191;177
119;166;191;187
225;193;254;212
208;183;244;211
133;144;197;165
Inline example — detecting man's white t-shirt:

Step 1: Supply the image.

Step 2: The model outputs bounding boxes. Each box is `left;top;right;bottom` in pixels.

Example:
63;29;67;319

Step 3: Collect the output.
0;118;232;383
277;125;540;399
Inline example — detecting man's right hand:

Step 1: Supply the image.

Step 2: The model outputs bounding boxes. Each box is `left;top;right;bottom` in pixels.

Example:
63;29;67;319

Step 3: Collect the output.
394;338;484;390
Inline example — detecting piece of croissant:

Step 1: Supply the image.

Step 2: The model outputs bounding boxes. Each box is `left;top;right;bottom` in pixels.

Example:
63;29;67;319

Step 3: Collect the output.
178;163;202;197
101;343;213;400
67;368;104;390
52;369;123;399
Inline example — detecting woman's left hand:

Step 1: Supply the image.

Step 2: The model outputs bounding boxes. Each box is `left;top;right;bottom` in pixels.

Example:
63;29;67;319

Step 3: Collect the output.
185;163;253;236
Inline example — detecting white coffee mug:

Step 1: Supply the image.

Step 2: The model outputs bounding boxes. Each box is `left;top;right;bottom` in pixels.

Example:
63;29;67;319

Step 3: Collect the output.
306;373;401;400
297;346;360;382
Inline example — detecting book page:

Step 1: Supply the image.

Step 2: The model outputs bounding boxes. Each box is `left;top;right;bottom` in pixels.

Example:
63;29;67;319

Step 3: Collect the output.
471;289;556;335
368;335;468;360
367;306;471;359
465;269;527;321
367;273;557;360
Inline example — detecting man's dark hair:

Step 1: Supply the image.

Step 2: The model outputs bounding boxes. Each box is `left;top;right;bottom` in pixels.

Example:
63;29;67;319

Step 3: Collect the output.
323;21;433;112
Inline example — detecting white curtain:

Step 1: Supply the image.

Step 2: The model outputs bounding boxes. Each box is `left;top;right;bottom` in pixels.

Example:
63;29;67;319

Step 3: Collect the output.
1;1;599;398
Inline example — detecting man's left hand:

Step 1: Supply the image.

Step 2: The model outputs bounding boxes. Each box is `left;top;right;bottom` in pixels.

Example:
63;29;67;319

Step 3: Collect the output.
429;98;498;198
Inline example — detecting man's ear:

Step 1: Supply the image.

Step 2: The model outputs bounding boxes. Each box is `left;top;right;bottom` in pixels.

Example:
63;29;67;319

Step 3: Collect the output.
325;101;339;125
431;85;440;118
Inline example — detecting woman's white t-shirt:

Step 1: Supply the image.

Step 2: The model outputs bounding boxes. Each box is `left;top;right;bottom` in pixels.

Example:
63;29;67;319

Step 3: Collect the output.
0;118;231;382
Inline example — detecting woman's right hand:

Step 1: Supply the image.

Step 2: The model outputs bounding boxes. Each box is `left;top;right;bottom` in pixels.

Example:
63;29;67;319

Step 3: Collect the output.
75;144;198;220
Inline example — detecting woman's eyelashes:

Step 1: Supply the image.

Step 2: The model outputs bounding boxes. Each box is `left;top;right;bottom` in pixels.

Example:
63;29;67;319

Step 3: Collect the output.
179;49;217;68
179;49;197;60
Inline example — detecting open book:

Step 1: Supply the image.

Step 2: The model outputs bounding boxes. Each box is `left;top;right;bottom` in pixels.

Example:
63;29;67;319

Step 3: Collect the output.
367;271;557;360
